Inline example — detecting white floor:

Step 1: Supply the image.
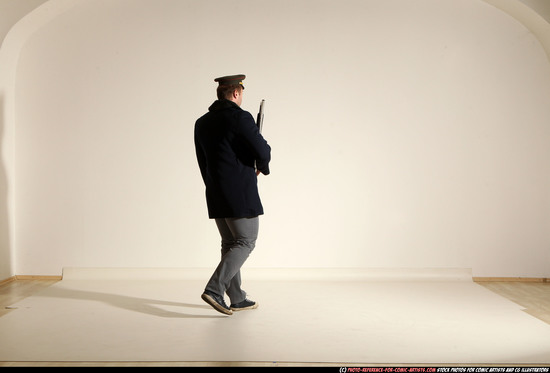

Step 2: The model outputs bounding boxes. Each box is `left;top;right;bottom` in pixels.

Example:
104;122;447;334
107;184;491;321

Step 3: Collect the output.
1;268;550;365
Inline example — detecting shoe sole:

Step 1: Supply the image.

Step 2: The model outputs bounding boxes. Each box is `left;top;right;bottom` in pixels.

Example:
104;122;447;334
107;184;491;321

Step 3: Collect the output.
231;303;259;311
201;293;233;315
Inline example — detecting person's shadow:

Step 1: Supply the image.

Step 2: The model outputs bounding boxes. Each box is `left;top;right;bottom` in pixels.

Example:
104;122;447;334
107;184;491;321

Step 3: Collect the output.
34;284;227;319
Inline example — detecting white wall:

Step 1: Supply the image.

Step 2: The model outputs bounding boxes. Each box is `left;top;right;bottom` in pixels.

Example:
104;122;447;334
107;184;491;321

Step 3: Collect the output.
8;0;550;277
0;0;50;280
0;86;8;280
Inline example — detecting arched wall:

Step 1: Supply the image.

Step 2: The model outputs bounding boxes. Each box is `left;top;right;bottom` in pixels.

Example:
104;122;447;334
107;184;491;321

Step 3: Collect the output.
0;0;80;280
2;0;550;278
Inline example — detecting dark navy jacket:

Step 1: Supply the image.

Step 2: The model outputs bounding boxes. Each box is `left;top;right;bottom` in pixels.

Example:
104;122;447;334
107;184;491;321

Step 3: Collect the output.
194;99;271;219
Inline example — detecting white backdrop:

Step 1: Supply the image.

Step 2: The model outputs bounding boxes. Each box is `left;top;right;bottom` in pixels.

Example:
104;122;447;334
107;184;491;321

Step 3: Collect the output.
9;0;550;277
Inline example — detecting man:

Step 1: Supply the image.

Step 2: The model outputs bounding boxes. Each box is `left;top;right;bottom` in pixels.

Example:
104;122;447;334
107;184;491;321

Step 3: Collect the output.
194;74;271;315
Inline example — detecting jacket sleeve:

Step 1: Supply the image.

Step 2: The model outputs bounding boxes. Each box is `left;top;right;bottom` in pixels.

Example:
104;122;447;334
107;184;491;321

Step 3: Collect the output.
194;122;208;183
236;111;271;175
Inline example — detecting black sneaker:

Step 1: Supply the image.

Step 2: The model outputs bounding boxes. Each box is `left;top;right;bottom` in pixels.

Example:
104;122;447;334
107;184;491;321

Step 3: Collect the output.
230;298;258;311
201;291;233;315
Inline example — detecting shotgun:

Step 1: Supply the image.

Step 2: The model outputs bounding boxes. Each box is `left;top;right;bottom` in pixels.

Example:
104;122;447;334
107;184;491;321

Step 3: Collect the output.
256;99;265;133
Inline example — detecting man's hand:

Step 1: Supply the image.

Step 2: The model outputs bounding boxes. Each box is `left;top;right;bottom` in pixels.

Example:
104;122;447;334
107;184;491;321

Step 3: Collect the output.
256;170;261;176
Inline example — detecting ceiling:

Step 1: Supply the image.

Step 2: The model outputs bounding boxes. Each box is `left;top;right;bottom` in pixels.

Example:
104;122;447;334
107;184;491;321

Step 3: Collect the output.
1;0;550;49
519;0;550;24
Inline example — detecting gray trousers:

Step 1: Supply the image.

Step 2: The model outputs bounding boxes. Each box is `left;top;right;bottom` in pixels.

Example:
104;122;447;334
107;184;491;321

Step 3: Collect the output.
205;216;258;304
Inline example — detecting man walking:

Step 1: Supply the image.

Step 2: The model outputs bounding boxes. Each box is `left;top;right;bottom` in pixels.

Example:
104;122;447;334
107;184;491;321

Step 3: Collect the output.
194;74;271;315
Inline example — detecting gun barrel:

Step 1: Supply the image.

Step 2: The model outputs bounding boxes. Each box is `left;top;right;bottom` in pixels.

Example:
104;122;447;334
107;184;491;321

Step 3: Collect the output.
257;99;265;133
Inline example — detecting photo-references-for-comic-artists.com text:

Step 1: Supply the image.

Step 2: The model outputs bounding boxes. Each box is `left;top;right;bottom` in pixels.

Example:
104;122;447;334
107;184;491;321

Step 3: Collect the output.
339;368;550;373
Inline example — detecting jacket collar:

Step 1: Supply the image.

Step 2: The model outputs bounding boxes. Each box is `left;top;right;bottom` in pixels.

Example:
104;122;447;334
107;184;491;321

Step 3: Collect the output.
208;99;241;112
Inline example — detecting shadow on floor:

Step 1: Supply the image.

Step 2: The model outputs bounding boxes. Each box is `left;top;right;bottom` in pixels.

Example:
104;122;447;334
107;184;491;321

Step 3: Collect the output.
33;285;226;319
